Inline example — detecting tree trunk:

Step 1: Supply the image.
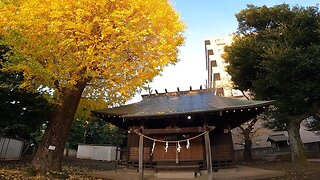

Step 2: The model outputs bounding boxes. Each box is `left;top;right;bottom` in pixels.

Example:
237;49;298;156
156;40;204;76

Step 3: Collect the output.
242;128;253;161
32;81;86;172
287;120;307;164
243;139;252;161
238;118;257;161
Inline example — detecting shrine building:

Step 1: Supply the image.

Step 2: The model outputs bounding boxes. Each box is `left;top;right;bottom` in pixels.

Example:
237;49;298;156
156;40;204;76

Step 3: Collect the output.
91;89;272;179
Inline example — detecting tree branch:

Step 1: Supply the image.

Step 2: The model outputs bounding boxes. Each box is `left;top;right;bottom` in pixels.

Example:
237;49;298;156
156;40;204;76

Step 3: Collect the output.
288;102;320;122
54;80;62;93
241;90;250;100
248;117;258;130
238;125;245;132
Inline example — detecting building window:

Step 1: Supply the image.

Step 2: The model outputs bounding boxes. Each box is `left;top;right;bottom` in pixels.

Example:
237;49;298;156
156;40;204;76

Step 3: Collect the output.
216;88;224;96
213;73;221;81
207;49;214;55
210;60;217;67
215;39;225;45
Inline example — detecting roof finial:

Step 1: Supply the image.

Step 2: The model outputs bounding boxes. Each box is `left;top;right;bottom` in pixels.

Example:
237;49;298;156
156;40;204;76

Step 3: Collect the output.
147;85;152;95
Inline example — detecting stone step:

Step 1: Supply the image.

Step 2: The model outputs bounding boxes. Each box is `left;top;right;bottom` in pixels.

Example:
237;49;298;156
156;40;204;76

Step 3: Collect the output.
155;171;196;179
154;165;199;171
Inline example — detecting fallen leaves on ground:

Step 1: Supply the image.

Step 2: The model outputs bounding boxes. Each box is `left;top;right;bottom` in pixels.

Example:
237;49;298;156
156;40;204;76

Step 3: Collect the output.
0;158;113;179
244;160;320;180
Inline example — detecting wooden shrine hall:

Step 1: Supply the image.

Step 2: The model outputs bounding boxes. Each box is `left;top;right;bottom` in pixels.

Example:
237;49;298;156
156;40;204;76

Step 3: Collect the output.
91;89;272;179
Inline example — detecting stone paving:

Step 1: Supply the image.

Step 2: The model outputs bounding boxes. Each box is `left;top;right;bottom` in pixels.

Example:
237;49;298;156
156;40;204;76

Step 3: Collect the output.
89;165;286;180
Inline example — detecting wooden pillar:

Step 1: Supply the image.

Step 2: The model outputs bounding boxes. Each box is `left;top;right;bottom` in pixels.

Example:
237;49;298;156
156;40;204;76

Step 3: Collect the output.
204;123;213;180
228;125;235;166
139;132;144;180
126;130;131;168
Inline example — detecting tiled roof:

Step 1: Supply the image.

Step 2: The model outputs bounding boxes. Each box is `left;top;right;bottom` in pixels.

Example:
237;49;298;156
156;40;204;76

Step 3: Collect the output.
267;134;288;142
92;89;273;119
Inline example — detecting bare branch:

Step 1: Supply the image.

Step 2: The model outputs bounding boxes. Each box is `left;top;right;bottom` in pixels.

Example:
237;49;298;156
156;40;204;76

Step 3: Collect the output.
248;117;258;129
238;125;245;132
241;90;250;100
54;80;62;93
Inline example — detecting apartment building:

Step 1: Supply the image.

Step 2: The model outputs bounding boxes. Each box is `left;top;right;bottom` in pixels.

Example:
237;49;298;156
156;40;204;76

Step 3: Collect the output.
204;35;243;97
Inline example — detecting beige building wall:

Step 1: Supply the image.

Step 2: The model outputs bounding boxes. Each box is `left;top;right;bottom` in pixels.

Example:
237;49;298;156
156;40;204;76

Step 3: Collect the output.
232;119;320;150
205;35;243;97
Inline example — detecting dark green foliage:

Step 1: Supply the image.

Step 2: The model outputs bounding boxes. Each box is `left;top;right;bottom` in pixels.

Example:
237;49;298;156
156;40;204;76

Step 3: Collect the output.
67;118;86;149
0;43;53;144
67;117;126;149
0;86;52;142
86;118;126;147
225;4;320;129
303;115;320;131
236;4;293;34
225;4;320;163
224;35;266;91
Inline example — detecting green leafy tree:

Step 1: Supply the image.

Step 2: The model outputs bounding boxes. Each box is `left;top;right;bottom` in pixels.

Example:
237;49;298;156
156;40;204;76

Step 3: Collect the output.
303;115;320;131
0;44;53;145
0;86;52;143
67;117;126;151
66;118;86;149
86;119;126;147
224;4;320;164
0;0;184;171
67;98;126;150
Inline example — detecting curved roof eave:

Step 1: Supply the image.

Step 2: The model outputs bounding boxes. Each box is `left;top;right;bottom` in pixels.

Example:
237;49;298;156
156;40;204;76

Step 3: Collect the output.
120;101;273;119
91;90;274;120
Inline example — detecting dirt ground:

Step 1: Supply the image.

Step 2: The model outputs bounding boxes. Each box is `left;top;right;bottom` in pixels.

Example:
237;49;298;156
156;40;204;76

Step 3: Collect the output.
241;160;320;180
1;157;320;179
0;157;114;179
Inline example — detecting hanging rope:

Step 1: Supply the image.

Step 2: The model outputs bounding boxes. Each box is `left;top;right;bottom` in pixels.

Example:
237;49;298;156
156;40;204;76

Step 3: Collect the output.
165;142;168;152
176;143;179;164
132;129;210;143
186;139;190;149
150;140;155;156
132;128;215;157
177;142;181;153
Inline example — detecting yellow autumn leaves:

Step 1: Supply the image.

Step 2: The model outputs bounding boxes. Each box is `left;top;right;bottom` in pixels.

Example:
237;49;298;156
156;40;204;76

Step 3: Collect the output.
0;0;185;104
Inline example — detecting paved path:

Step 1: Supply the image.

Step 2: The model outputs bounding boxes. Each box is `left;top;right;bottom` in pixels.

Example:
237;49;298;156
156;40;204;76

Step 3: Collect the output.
211;166;285;180
308;158;320;162
89;165;286;180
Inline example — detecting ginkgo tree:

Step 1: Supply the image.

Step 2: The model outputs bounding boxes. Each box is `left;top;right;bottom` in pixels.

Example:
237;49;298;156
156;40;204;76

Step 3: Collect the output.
0;0;184;172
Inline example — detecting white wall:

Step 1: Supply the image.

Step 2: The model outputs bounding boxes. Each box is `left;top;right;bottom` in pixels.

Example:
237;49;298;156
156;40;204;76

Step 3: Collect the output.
64;149;77;157
77;144;120;161
232;119;320;150
0;137;24;160
76;144;94;159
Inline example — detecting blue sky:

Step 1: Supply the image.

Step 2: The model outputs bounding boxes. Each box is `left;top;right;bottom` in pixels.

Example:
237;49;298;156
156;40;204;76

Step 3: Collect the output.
130;0;320;102
172;0;320;38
